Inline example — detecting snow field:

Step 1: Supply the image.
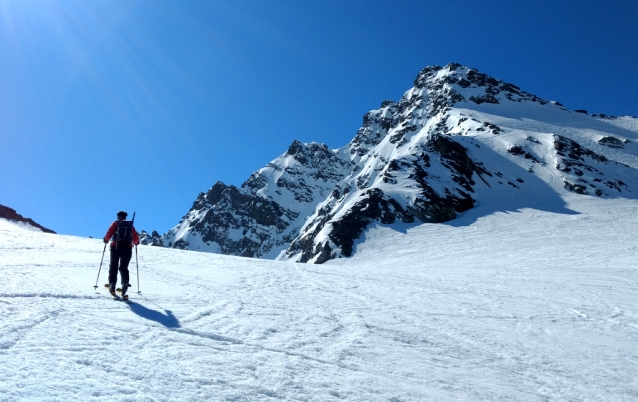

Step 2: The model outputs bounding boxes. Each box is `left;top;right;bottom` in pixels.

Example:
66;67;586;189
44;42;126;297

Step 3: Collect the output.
1;195;638;401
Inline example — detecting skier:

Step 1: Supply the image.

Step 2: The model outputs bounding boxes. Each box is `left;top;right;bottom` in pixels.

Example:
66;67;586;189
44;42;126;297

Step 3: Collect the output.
103;211;139;299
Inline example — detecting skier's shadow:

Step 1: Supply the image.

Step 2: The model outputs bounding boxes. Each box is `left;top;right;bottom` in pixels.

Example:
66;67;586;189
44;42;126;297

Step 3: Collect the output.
127;301;180;328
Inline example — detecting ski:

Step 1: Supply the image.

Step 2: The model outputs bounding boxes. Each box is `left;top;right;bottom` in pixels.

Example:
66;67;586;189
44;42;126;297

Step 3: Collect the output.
116;284;132;300
116;289;129;300
109;294;131;304
104;284;131;303
104;283;114;295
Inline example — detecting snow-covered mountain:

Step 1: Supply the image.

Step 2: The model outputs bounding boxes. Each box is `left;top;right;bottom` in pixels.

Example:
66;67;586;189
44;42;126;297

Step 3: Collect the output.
144;63;638;263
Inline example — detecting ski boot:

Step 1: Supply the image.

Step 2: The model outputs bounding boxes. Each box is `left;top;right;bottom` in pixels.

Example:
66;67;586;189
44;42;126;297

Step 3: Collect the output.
120;282;130;301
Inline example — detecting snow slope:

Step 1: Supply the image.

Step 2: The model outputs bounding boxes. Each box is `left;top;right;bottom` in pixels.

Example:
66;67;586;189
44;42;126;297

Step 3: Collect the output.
2;193;638;401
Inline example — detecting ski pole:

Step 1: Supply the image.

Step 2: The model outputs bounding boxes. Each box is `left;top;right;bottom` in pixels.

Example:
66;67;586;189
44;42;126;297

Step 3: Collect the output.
93;242;107;289
135;245;140;293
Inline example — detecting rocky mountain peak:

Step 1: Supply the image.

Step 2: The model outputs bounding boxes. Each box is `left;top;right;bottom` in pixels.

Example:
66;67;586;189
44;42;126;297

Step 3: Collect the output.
409;63;552;115
279;140;342;171
349;101;397;157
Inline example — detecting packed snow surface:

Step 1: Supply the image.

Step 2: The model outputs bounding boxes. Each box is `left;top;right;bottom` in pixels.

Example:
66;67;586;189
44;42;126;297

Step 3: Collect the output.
1;195;638;401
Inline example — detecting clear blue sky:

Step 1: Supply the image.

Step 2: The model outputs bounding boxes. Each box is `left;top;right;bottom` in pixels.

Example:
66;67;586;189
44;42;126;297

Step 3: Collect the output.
1;0;637;237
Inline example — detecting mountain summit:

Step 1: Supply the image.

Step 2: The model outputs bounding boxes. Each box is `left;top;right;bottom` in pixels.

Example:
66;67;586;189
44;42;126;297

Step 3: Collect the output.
142;63;638;263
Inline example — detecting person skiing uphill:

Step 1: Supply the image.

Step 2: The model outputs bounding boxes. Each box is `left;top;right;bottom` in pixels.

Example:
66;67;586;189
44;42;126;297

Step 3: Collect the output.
103;211;139;299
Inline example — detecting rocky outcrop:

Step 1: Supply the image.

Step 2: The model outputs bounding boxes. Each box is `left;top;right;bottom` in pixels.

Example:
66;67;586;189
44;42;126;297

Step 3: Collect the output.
0;204;56;233
139;230;163;246
160;139;351;258
285;133;493;263
553;135;628;196
598;136;625;148
160;182;292;257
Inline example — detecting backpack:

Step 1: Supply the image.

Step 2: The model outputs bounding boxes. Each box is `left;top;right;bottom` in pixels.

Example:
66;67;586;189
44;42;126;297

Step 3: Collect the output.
115;220;134;245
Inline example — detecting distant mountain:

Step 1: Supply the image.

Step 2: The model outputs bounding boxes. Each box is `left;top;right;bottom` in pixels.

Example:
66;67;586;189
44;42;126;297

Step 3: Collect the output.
142;63;638;263
0;204;56;234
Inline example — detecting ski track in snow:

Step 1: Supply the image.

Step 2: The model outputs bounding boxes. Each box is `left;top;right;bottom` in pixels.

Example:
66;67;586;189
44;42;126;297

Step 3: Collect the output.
1;196;638;401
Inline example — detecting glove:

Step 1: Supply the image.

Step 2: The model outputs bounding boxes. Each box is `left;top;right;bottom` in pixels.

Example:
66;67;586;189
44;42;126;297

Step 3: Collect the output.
103;237;108;243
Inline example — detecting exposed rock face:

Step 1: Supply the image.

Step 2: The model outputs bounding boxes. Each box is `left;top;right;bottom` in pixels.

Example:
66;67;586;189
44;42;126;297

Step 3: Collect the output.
161;182;291;257
552;135;628;196
139;230;163;247
349;101;396;157
159;140;351;258
598;136;625;148
154;63;638;263
0;204;56;233
286;133;489;263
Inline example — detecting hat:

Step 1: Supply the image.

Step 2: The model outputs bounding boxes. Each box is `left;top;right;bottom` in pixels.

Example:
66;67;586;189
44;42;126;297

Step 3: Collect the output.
117;211;128;218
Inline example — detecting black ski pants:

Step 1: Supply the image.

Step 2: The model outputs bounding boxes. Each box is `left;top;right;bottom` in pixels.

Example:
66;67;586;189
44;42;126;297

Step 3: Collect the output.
108;246;132;286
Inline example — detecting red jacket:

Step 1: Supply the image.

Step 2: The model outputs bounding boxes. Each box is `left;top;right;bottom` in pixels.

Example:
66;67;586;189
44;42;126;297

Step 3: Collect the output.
104;220;140;248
